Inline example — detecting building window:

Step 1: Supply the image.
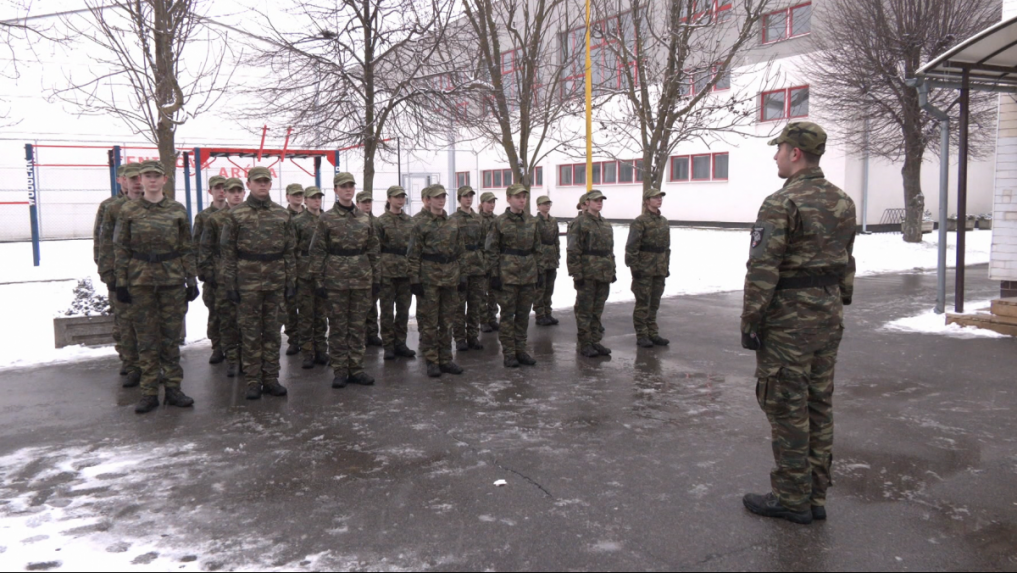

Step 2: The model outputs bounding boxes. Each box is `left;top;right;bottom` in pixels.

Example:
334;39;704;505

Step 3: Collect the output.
669;152;729;182
559;164;572;186
713;153;729;180
763;3;811;44
691;155;712;180
456;172;470;189
482;168;515;188
560;9;643;97
532;166;543;186
682;64;731;96
760;86;809;122
558;160;642;186
670;156;690;182
681;0;733;24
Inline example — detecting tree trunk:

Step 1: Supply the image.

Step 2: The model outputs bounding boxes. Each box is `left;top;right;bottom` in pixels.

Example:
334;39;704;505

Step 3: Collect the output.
900;150;924;243
363;135;376;197
157;122;176;200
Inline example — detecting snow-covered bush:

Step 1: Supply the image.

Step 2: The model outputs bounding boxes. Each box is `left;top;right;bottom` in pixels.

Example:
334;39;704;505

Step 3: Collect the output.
63;278;111;317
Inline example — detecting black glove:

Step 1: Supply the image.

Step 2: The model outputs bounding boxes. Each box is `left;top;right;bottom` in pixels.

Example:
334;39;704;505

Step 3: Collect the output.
741;331;762;351
842;296;852;306
198;274;205;282
372;283;381;298
458;279;467;293
574;278;585;289
116;286;132;304
186;283;200;302
227;290;241;304
611;274;617;284
315;287;328;300
666;271;670;278
631;270;643;280
489;276;503;291
537;273;545;288
411;283;425;297
285;286;296;301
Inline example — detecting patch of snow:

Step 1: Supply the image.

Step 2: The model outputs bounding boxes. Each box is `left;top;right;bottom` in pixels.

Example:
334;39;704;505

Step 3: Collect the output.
882;301;1007;339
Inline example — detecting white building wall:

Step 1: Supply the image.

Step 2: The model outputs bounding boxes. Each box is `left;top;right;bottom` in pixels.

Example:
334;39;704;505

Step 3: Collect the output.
992;0;1017;283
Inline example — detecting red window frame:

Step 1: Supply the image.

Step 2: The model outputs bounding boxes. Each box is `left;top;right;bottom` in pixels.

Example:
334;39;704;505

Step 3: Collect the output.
680;0;733;24
669;155;689;182
668;152;730;182
690;154;713;181
682;64;731;96
456;172;470;188
561;11;641;97
557;160;644;186
760;85;809;122
481;168;515;188
762;2;811;44
532;166;543;187
712;152;729;181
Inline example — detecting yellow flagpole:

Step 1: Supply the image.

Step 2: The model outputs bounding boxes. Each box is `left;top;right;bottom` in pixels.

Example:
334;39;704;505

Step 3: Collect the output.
584;0;593;192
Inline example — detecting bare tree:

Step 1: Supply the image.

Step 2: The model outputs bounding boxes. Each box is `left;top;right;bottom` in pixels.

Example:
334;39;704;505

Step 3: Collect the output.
51;1;234;198
808;0;999;242
0;1;71;124
591;0;776;192
249;0;457;196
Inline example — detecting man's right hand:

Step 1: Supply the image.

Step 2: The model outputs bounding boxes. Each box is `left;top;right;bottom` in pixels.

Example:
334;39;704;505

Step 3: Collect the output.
741;331;762;351
116;287;132;304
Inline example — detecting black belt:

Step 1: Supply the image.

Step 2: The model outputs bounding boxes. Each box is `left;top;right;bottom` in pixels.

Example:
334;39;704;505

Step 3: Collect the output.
502;248;531;256
300;249;310;256
775;274;841;290
382;247;407;256
466;245;482;251
584;250;611;257
329;248;364;257
422;253;454;264
639;246;668;253
132;251;182;263
541;239;557;245
238;251;284;262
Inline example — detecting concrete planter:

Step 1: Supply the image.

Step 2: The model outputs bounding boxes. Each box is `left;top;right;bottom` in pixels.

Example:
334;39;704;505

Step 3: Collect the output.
947;219;976;232
921;221;935;234
53;314;115;348
978;218;993;230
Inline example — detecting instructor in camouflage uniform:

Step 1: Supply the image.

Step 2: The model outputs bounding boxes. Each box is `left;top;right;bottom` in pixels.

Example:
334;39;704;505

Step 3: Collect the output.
478;191;500;333
194;175;228;364
451;185;486;352
567;190;615;358
113;160;198;414
220;166;296;400
377;185;417;361
741;122;856;526
485;184;542;368
533;195;560;326
293;186;330;369
625;188;671;348
310;172;381;389
200;177;246;378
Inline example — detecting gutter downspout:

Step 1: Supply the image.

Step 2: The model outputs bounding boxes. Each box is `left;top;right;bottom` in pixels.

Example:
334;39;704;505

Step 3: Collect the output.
918;80;951;315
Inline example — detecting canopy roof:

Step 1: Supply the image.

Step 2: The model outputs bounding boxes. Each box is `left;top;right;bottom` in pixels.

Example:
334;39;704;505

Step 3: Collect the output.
917;15;1017;91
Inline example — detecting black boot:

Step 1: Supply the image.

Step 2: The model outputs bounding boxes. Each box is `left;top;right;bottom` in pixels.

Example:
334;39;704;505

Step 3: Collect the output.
490;321;500;331
812;506;827;521
349;372;375;386
302;356;316;369
468;338;484;350
503;356;520;368
332;374;348;389
637;337;654;348
123;370;141;388
135;395;159;414
263;381;288;397
516;352;536;366
315;350;330;365
245;385;262;400
209;348;225;364
547;316;559;325
456;340;469;352
427;362;442;378
650;335;670;346
164;387;194;408
440;362;463;375
535;316;548;326
580;345;601;358
742;493;813;525
481;323;493;333
395;343;416;358
592;343;612;355
119;364;129;376
384;346;396;360
366;334;383;347
226;363;238;378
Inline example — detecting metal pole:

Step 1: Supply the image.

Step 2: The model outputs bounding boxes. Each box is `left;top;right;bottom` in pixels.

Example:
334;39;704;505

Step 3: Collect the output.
936;119;951;314
448;135;456;192
112;145;122;197
314;157;322;188
956;69;970;313
195;148;204;213
25;144;40;267
861;118;869;233
107;149;117;198
183;151;193;222
584;0;593;192
397;137;402;186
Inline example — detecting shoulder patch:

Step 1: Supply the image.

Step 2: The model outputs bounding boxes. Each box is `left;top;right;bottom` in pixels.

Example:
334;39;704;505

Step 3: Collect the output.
750;222;775;259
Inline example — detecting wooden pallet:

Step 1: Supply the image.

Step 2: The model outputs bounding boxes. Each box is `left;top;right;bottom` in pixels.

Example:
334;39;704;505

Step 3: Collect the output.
946;298;1017;336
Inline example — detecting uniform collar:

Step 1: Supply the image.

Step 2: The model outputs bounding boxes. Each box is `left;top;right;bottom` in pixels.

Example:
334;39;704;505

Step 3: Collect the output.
247;195;273;209
139;196;167;209
505;207;526;220
457;207;475;216
783;166;825;188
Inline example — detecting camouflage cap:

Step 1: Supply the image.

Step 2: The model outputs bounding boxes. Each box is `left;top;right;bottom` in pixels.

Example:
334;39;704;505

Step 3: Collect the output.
356;191;373;203
768;121;827;156
480;191;497;203
536;195;552;205
139;160;165;175
225;177;245;190
423;184;448;199
286;183;304;196
116;164;129;177
334;172;356;186
506;183;528;196
248;166;272;181
585;189;606;201
387;185;407;198
643;188;665;199
576;192;588;210
304;185;324;198
457;185;475;198
420;184;433;199
209;175;227;188
122;163;142;178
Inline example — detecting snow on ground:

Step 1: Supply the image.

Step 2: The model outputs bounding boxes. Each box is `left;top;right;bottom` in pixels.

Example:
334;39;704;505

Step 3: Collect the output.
882;300;1008;339
0;228;996;370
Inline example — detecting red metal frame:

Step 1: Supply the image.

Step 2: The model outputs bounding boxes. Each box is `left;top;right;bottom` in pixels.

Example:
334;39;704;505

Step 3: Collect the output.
669;152;729;182
763;2;811;45
691;154;713;181
558;160;643;186
680;0;732;24
760;85;809;122
670;155;689;182
482;168;515;188
712;152;729;180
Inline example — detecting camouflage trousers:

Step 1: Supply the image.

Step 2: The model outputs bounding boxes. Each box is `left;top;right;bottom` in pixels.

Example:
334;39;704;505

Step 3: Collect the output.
365;292;380;339
298;279;328;360
214;281;240;363
109;285;139;374
380;277;412;348
497;284;535;357
454;275;486;343
202;282;220;352
238;290;283;388
755;326;843;512
284;294;299;347
574;280;609;347
482;274;498;326
419;285;456;365
533;269;557;319
106;284;122;359
130;285;186;397
631;274;666;338
326;288;371;377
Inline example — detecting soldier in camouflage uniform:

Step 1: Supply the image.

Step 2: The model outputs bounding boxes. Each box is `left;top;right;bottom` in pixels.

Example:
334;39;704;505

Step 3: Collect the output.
200;177;246;378
98;163;143;384
408;184;465;378
310;172;381;389
626;188;671;348
293;186;329;370
357;190;384;348
113;160;199;414
94;164;128;372
741;122;856;526
377;185;417;361
533;195;561;326
478;191;500;333
284;183;305;356
451;185;486;352
220;166;296;400
486;184;542;368
567;190;615;358
194;175;228;364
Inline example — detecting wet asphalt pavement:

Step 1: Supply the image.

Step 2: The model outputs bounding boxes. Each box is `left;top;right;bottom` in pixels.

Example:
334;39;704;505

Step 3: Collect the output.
0;265;1015;571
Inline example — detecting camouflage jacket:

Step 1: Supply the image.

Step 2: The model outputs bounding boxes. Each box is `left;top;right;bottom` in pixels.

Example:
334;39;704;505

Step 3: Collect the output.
377;210;413;279
567;212;615;282
198;208;231;284
113;196;196;288
452;207;486;276
93;193;121;266
741;167;857;333
292;209;321;281
308;202;380;290
536;213;561;271
485;208;541;285
625;210;670;277
97;195;132;285
407;209;463;288
287;205;304;220
192;204;221;281
220;195;296;292
480;211;498;273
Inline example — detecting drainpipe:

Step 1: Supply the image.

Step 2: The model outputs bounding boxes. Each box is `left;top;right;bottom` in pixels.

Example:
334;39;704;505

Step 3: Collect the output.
917;80;951;315
861;117;870;233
